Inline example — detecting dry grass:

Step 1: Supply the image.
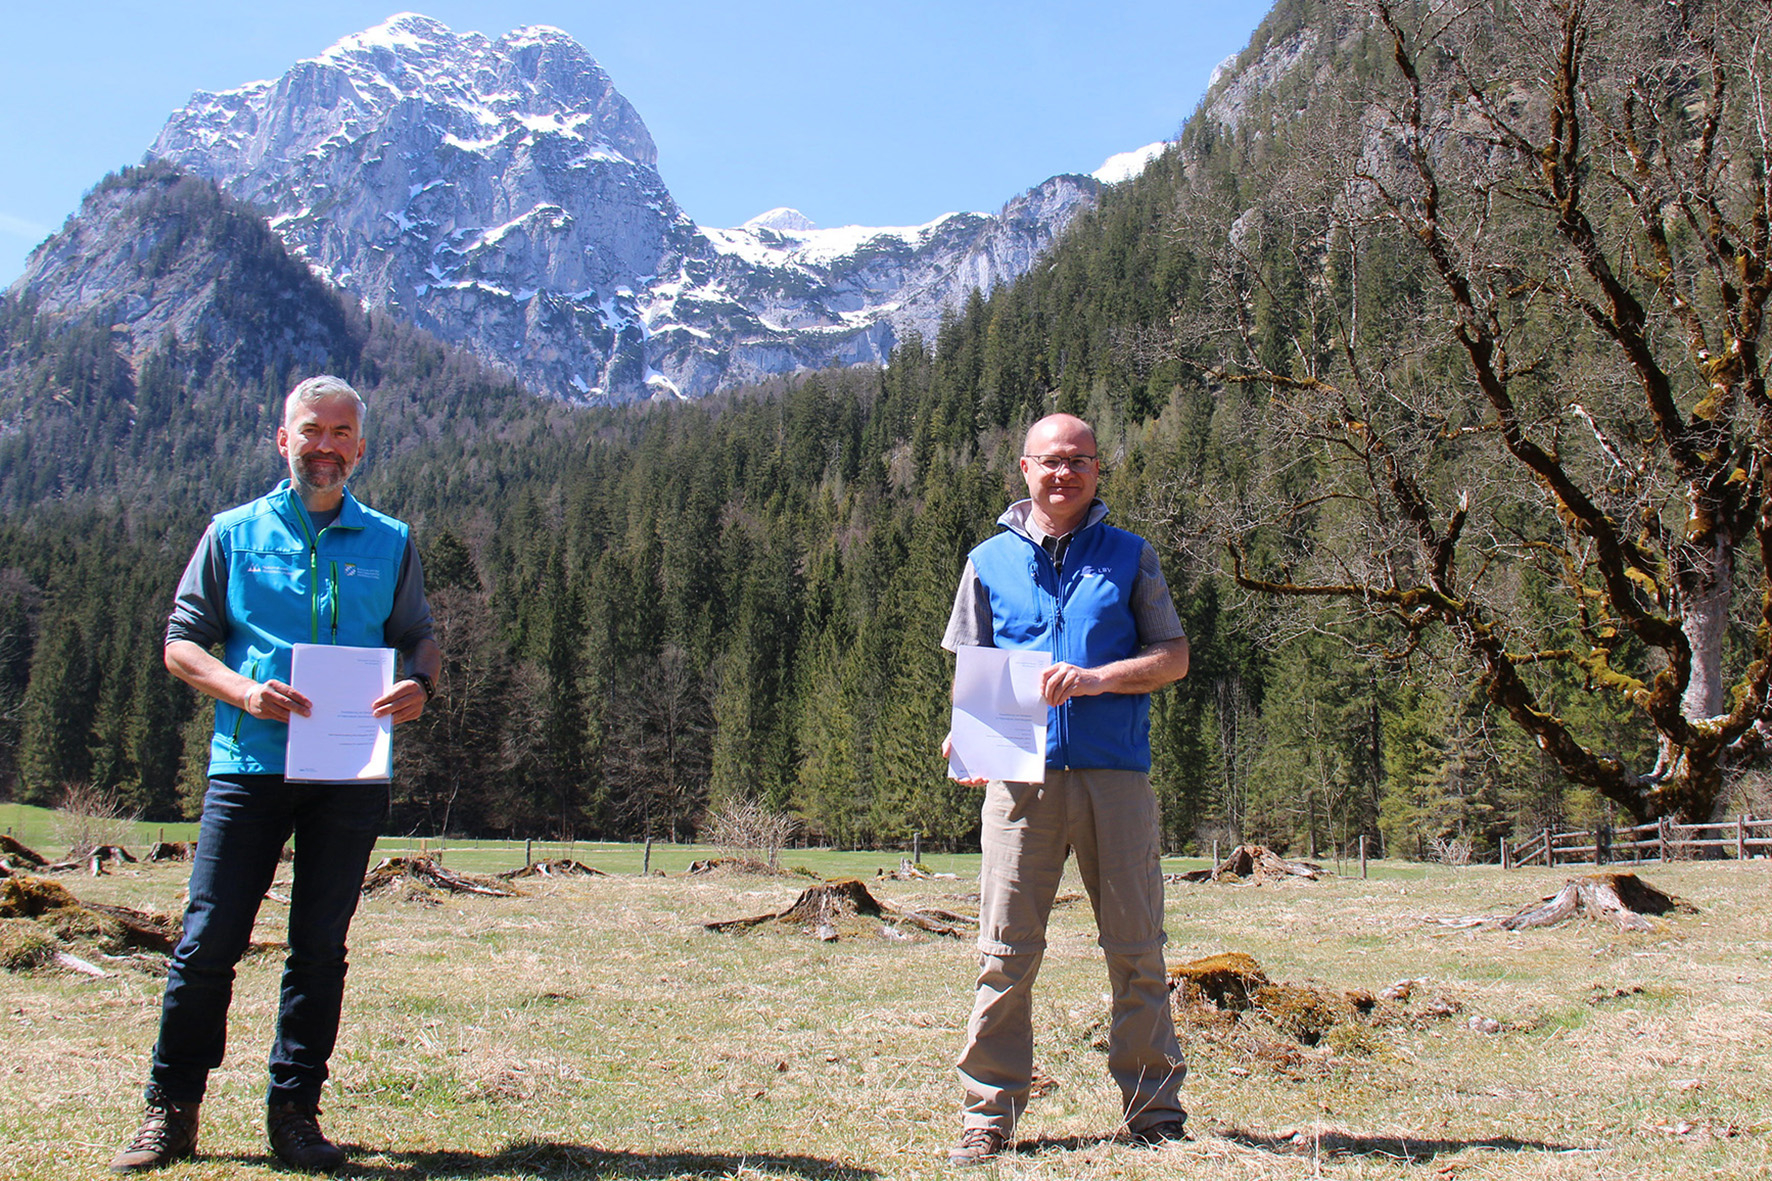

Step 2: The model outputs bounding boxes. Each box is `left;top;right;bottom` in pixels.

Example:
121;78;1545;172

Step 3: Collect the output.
0;858;1768;1179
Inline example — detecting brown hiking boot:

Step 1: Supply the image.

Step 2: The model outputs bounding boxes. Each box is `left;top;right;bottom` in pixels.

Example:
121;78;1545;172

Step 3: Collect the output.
267;1101;347;1172
947;1126;1009;1166
109;1089;199;1172
1130;1116;1189;1144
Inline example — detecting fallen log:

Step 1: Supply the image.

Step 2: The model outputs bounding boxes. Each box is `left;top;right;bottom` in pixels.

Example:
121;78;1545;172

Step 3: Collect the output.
706;878;978;941
361;856;521;898
1167;844;1327;884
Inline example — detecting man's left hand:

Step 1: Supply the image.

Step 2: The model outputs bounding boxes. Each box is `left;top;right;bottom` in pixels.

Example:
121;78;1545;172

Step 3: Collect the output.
372;679;430;725
1040;661;1102;706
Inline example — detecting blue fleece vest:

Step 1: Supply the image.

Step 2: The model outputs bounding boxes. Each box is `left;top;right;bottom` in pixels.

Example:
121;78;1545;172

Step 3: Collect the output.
210;481;407;775
968;518;1152;771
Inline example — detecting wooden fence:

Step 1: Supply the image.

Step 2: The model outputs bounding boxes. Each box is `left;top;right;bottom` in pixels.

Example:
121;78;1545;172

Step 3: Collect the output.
1503;815;1772;868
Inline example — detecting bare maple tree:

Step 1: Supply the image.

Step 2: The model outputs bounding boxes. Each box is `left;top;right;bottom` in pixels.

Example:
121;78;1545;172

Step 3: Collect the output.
1184;0;1772;821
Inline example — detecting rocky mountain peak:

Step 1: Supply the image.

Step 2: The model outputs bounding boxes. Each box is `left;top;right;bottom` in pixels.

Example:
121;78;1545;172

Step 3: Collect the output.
136;13;1115;402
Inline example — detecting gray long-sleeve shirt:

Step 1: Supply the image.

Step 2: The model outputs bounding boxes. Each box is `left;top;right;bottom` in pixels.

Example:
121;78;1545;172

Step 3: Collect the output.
166;505;434;654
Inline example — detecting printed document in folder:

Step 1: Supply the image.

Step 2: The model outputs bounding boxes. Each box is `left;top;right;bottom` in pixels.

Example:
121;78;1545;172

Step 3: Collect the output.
286;644;395;782
948;644;1050;782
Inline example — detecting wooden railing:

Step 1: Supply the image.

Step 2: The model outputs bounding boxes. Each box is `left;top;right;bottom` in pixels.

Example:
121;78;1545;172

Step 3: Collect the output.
1502;815;1772;868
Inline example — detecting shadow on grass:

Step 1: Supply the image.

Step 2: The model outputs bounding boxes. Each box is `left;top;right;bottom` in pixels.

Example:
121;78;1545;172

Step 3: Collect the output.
254;1138;883;1179
1222;1127;1601;1162
1013;1132;1124;1153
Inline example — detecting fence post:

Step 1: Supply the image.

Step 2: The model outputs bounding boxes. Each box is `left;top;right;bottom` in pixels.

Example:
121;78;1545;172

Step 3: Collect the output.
913;832;921;864
1596;824;1610;867
1658;817;1670;862
1500;836;1509;871
643;836;653;876
1739;815;1748;861
1544;828;1553;867
524;837;532;867
1359;834;1367;879
1212;838;1219;869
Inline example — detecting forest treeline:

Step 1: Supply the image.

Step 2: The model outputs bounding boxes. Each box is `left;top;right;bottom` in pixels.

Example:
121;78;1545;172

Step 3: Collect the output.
0;295;1588;859
6;0;1740;857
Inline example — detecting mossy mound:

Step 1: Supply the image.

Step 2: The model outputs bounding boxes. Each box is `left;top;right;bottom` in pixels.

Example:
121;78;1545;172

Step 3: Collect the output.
0;875;180;972
1170;951;1269;1010
1170;952;1436;1062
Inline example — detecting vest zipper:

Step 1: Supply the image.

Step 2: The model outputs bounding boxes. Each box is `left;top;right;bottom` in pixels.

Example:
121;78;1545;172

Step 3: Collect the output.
230;658;260;743
329;560;339;643
1054;586;1069;770
289;496;322;644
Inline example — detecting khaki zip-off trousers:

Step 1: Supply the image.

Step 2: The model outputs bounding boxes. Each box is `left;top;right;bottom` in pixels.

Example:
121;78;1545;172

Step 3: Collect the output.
957;768;1186;1136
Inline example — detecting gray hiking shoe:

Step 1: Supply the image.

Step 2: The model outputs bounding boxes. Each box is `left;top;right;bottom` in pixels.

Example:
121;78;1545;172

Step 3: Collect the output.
109;1089;199;1172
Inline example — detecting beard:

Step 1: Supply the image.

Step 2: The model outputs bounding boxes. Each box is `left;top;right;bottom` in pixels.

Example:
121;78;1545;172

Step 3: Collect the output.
291;452;351;494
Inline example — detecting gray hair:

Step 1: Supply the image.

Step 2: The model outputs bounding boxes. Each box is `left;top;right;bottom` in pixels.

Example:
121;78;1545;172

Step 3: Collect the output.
284;375;366;427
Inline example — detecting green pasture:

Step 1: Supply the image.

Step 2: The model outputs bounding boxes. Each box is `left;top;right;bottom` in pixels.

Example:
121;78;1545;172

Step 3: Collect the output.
2;800;1457;881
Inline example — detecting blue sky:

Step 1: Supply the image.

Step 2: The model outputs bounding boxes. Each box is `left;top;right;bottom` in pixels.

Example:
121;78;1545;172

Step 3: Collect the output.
0;1;1274;286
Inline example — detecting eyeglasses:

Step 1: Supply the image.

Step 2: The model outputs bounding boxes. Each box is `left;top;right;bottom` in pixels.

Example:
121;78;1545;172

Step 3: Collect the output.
1024;454;1098;474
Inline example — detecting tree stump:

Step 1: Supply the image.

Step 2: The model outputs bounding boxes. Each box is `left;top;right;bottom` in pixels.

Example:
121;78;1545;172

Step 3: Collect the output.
498;858;607;880
1167;845;1327;883
705;878;977;941
360;856;520;898
1436;873;1695;932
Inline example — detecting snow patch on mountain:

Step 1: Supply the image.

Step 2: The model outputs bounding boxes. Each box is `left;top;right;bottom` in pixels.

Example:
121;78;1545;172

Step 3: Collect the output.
1093;142;1167;184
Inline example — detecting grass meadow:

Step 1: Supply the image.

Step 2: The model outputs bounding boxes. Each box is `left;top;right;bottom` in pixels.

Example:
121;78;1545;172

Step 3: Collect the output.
2;802;1769;1180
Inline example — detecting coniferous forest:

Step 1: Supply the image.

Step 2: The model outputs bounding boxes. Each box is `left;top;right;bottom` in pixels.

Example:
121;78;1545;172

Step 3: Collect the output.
5;0;1771;858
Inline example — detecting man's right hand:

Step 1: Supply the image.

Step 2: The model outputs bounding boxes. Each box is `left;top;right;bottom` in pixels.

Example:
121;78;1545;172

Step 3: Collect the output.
244;679;312;722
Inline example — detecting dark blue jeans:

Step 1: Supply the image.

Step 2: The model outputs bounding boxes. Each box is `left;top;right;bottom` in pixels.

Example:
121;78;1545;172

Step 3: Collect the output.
150;775;388;1107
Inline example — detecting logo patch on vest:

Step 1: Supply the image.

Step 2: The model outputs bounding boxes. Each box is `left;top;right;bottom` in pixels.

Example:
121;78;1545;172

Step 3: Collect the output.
343;564;381;580
1074;565;1111;579
245;563;300;577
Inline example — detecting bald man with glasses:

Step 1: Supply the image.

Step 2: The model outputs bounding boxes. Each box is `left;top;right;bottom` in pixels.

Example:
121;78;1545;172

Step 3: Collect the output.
939;413;1191;1165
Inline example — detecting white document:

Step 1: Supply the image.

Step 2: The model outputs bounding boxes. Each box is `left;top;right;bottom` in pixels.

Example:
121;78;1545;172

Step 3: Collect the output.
948;644;1050;782
285;644;395;782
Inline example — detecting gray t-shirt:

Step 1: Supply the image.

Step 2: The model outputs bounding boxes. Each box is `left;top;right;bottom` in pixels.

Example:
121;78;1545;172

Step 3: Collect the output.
941;499;1185;652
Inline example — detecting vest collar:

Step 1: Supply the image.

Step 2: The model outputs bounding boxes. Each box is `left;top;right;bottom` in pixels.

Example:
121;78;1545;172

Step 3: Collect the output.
996;497;1109;545
271;479;367;530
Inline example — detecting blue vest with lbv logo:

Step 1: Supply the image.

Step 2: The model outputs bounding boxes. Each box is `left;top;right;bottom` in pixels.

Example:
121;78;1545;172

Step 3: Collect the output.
967;516;1151;772
210;480;407;775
